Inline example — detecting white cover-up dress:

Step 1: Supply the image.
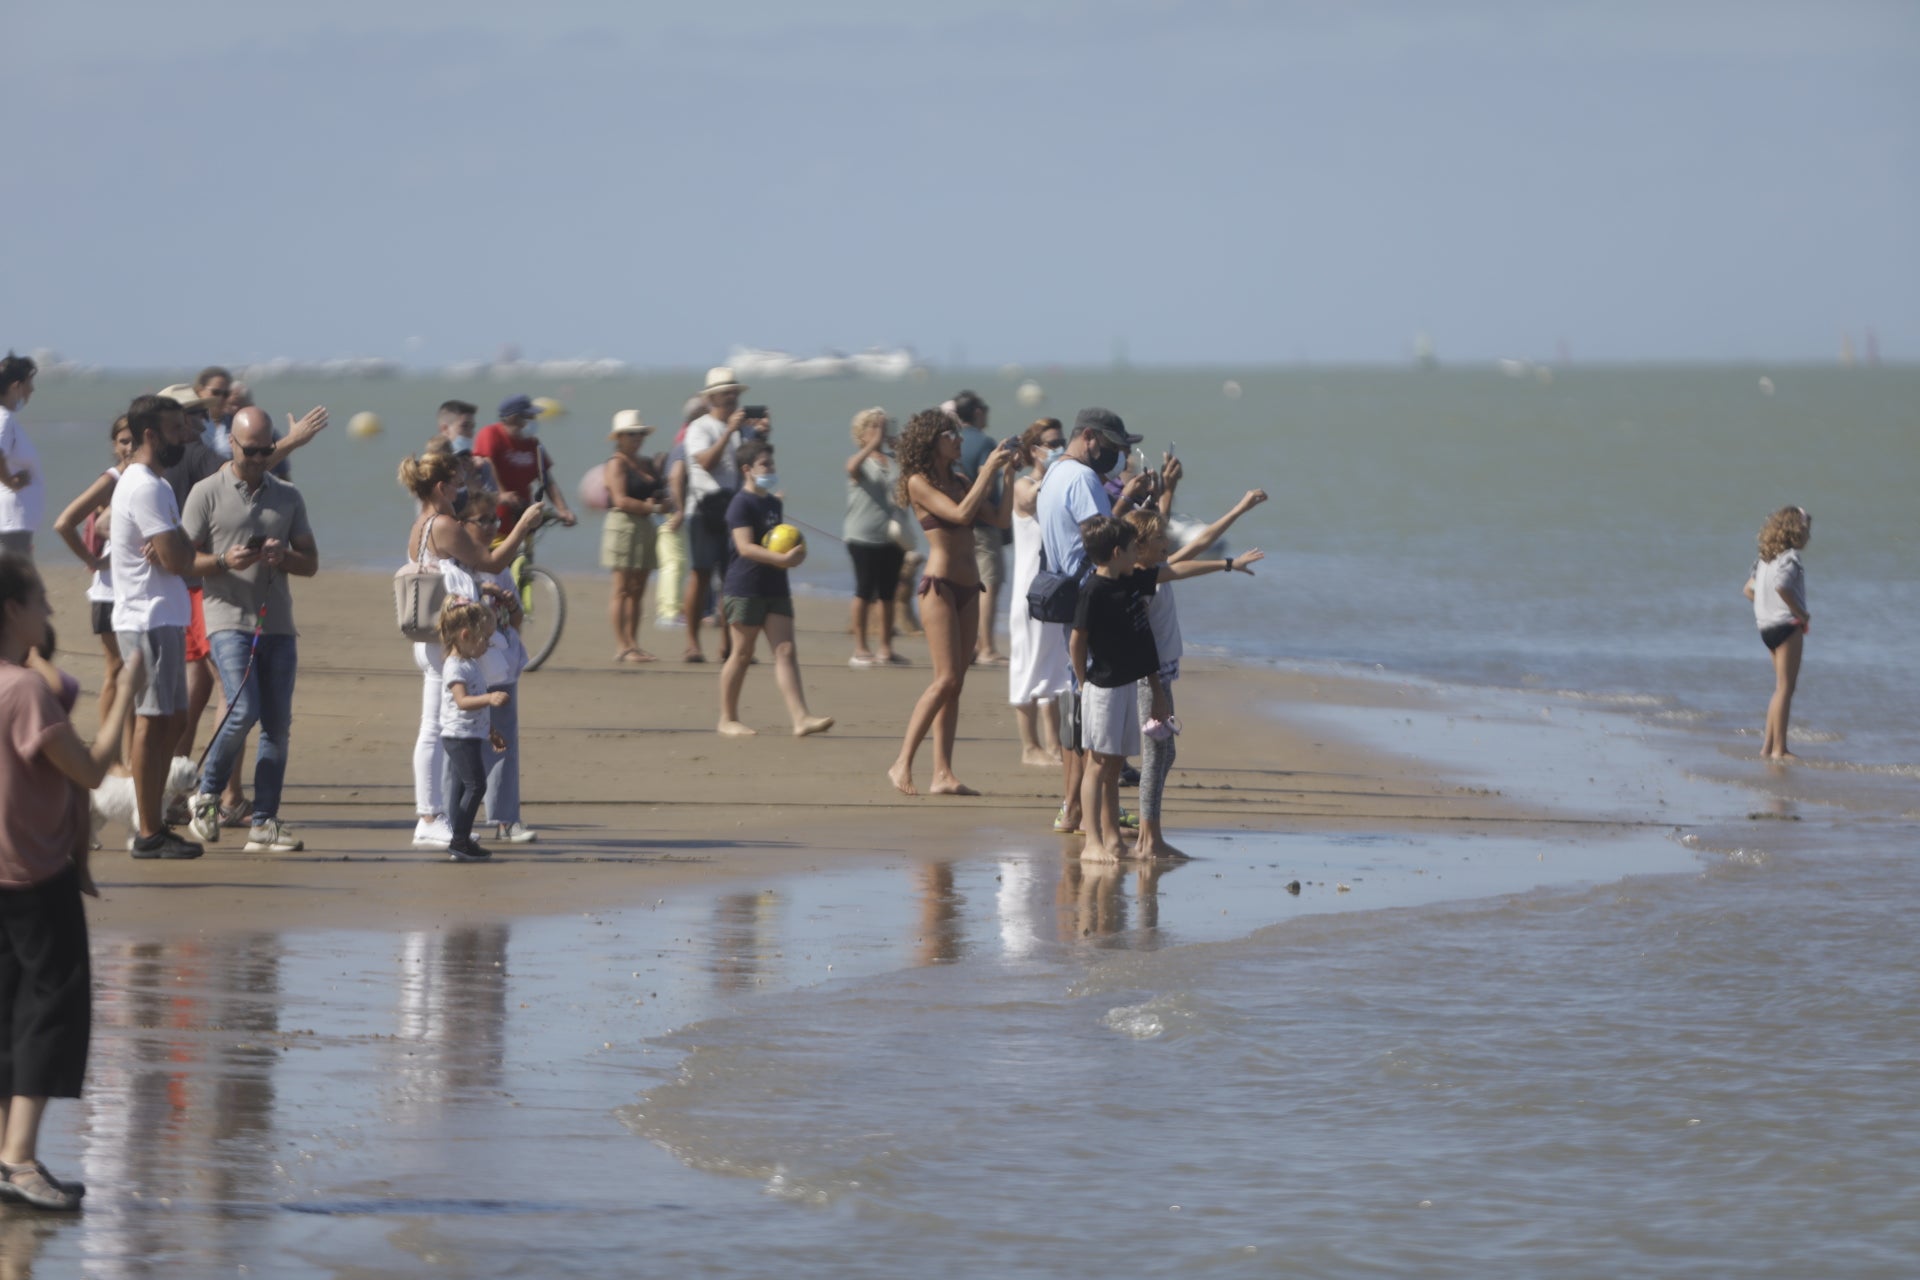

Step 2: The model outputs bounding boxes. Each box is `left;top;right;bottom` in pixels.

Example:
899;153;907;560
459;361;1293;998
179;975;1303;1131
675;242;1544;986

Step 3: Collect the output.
1007;510;1072;705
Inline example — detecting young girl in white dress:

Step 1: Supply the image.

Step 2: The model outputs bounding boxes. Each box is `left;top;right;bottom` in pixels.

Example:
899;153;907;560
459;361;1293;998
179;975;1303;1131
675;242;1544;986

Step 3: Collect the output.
1007;419;1071;767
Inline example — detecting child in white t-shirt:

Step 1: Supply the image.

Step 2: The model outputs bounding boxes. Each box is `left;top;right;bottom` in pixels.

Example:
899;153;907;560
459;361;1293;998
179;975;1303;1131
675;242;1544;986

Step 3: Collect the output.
438;601;509;862
1122;489;1267;859
1742;505;1812;759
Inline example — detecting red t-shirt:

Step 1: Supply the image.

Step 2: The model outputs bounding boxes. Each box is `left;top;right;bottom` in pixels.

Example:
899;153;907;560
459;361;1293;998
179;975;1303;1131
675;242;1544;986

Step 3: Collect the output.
473;423;553;524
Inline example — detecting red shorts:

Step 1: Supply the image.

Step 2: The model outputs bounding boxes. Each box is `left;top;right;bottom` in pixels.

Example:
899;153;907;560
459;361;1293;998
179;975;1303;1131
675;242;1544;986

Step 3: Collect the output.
185;587;211;663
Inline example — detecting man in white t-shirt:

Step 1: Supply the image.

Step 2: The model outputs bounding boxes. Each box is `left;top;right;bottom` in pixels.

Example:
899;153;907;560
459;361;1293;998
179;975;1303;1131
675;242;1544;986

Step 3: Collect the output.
1036;407;1154;835
680;366;751;661
0;353;45;560
110;394;205;859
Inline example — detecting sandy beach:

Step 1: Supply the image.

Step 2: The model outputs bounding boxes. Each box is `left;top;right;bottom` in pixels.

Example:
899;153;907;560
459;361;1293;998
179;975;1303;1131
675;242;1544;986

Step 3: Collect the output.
52;567;1548;937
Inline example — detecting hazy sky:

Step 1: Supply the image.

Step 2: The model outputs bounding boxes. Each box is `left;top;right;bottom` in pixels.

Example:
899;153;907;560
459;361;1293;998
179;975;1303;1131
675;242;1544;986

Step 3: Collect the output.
9;1;1916;367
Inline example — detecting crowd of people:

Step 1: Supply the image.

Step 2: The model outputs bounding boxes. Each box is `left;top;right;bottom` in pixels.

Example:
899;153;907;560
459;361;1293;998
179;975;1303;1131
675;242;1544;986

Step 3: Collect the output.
0;348;1819;1208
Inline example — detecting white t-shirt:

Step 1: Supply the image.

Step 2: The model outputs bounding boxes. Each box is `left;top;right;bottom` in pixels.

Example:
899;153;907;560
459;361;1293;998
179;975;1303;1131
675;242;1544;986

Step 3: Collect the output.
1752;550;1805;630
85;468;121;604
109;463;191;631
0;406;45;535
1146;578;1182;681
1036;457;1113;580
683;414;739;500
441;654;491;739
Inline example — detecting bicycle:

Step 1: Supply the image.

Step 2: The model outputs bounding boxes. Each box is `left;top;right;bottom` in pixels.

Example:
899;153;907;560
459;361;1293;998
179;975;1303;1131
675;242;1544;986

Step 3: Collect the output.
510;506;567;673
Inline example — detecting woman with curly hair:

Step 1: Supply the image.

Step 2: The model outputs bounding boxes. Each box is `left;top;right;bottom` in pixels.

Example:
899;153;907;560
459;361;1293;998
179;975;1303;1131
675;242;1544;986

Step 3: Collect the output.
887;410;1014;796
1742;505;1812;759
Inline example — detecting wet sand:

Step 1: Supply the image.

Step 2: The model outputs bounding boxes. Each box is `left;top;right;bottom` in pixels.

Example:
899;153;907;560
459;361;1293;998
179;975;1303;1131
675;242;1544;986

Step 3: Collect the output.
43;569;1554;938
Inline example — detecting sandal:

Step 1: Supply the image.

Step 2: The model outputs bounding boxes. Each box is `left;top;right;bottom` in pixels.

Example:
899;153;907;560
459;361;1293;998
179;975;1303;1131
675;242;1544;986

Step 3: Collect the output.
0;1159;84;1210
616;649;657;665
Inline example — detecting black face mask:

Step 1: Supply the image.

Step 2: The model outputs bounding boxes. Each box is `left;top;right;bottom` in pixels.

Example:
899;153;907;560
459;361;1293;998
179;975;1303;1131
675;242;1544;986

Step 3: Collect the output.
157;440;187;468
1090;442;1121;476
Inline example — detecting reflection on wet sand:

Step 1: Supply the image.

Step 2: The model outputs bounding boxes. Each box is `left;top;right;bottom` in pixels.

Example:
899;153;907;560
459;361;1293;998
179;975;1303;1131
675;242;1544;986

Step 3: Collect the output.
914;863;966;967
710;892;782;994
392;925;511;1108
1055;859;1178;946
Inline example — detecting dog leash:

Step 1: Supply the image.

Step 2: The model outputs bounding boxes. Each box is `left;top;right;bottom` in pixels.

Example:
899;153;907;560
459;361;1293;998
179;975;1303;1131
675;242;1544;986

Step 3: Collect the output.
192;561;273;777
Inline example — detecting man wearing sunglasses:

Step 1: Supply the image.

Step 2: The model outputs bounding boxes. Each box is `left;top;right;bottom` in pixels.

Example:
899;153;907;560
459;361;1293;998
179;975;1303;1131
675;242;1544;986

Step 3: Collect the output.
179;407;319;852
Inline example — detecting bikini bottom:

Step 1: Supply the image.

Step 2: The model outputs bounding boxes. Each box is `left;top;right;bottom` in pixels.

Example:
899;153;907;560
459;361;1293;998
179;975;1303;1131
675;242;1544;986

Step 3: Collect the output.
917;575;986;608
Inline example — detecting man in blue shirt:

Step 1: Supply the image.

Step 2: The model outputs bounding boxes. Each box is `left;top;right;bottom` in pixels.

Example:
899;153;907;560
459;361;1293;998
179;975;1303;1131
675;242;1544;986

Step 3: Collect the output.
1036;407;1153;834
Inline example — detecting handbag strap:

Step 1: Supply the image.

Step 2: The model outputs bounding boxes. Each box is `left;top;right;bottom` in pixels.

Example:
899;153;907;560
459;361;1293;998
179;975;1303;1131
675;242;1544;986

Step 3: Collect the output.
415;515;436;570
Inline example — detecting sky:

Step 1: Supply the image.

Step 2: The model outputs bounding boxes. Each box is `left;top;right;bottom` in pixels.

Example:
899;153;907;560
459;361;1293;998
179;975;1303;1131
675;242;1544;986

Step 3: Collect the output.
7;0;1917;368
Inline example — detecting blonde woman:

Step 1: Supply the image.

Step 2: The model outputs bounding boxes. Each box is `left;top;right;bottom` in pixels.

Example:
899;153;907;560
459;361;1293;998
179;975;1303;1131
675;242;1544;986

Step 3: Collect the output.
1742;506;1812;759
844;407;906;667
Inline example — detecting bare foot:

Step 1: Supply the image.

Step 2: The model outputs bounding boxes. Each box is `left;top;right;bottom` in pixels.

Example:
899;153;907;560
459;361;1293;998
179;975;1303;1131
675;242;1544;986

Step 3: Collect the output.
1079;837;1120;864
683;649;706;664
888;761;918;796
928;773;979;796
975;652;1008;667
1770;750;1798;760
1132;837;1190;862
793;716;834;737
1020;747;1057;768
718;720;757;737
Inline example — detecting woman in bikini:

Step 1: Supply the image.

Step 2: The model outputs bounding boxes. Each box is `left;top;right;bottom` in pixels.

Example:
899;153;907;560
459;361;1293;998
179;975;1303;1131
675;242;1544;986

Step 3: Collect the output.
887;409;1014;796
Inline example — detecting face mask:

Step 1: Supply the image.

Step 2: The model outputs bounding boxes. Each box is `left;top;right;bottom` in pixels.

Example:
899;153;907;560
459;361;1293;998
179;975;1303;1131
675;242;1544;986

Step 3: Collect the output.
157;439;187;468
523;419;539;437
755;470;779;491
450;434;473;455
1043;446;1066;466
1090;442;1120;475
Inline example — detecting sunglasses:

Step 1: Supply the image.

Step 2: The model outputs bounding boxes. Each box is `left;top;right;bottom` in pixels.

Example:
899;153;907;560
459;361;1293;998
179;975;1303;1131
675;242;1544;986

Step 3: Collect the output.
205;388;231;398
238;445;275;459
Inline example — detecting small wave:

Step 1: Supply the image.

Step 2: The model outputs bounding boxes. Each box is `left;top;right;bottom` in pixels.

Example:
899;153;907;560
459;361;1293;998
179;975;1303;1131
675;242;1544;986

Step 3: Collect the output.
1102;1002;1167;1040
1650;709;1712;724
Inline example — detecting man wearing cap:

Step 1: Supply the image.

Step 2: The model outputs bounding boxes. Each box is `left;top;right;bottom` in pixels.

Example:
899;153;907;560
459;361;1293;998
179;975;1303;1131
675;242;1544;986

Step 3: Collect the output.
156;383;327;771
680;368;750;662
1037;407;1155;835
475;395;577;531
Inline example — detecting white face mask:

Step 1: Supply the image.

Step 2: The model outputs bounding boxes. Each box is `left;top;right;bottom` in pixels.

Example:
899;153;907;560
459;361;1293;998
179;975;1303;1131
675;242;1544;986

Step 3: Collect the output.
754;470;779;491
1043;446;1066;466
450;434;473;455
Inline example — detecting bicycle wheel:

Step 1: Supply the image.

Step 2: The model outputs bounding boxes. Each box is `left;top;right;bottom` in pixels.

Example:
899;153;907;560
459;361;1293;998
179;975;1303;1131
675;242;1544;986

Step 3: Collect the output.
519;566;567;672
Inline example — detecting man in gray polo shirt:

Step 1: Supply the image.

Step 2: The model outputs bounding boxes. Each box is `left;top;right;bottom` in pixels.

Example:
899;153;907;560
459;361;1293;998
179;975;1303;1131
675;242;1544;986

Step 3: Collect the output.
180;407;319;852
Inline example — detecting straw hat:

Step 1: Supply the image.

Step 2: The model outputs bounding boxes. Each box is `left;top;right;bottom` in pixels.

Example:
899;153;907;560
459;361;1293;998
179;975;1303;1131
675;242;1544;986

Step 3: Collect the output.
609;409;655;439
703;366;748;394
158;382;210;410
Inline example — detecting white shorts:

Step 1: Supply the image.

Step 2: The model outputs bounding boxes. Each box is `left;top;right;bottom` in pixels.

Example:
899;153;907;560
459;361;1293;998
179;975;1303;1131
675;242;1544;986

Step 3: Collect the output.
1081;682;1141;758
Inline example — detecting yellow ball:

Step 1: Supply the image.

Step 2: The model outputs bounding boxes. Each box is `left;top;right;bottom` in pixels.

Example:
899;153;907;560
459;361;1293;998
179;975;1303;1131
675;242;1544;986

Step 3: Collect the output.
762;523;803;554
347;411;383;439
533;396;566;420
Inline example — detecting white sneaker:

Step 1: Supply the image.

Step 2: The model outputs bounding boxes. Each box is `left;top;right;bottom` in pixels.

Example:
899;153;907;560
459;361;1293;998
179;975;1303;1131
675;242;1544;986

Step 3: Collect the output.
497;822;538;844
187;794;222;844
412;817;452;849
244;819;304;852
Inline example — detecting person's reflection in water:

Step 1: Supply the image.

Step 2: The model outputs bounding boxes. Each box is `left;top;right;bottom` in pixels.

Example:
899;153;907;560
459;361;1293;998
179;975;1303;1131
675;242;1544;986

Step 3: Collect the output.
710;892;780;995
206;934;281;1207
914;862;966;967
393;924;511;1109
1055;858;1182;945
0;1214;49;1280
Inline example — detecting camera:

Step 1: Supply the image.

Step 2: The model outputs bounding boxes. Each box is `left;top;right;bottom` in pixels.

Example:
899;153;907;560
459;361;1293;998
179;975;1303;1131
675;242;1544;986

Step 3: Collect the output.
742;405;769;421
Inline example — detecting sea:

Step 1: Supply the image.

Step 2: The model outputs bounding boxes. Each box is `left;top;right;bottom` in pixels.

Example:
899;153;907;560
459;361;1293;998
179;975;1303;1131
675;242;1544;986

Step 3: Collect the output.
18;365;1920;1275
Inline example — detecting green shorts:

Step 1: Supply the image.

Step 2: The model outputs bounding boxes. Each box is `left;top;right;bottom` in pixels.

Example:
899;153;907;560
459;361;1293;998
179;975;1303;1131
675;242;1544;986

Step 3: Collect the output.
721;595;795;628
600;510;658;572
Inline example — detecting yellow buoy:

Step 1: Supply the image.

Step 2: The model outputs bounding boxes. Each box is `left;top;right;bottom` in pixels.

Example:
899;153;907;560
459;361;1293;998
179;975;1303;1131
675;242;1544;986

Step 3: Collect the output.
347;411;383;439
533;396;566;420
762;523;803;554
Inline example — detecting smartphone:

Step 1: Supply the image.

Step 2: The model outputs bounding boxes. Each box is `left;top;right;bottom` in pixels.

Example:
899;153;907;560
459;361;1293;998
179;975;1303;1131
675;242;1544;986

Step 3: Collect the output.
995;436;1020;454
245;535;266;551
1166;441;1176;460
743;405;769;421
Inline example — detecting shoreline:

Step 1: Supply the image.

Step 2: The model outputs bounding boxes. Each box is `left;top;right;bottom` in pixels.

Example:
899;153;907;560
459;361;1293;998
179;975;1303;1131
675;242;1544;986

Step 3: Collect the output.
33;568;1624;939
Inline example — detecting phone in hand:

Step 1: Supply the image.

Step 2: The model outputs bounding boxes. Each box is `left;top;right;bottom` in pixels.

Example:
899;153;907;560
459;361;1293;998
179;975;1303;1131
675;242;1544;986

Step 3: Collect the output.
245;535;267;551
742;405;768;421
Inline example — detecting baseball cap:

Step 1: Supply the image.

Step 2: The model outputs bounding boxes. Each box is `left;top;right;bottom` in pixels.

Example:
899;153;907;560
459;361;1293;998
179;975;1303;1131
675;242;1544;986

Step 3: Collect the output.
498;394;538;420
1074;407;1142;448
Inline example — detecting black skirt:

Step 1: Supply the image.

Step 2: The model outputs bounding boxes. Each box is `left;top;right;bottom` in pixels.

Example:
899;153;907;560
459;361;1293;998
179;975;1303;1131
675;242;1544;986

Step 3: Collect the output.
0;865;91;1098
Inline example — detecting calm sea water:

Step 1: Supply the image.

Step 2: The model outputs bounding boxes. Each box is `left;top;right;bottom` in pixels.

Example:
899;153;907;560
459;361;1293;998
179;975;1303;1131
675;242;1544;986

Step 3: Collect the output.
20;366;1920;1274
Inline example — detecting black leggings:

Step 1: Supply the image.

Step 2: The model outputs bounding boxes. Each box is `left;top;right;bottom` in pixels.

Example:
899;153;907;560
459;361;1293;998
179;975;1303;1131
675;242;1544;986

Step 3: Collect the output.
0;865;91;1098
847;540;907;602
444;736;488;846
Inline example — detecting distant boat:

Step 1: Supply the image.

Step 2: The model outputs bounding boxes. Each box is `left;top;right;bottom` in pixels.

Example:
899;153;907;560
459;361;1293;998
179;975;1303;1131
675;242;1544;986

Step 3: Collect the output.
727;345;918;381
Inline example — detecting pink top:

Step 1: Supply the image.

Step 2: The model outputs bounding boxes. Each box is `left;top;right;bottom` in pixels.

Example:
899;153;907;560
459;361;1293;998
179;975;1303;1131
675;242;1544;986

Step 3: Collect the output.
0;661;85;888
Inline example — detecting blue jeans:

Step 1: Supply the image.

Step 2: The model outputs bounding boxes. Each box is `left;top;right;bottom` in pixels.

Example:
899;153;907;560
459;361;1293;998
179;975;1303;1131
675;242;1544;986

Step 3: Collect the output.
484;682;520;825
200;631;297;822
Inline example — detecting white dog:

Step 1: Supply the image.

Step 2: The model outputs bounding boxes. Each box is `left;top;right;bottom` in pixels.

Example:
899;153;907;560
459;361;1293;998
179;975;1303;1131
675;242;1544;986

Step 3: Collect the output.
91;756;201;844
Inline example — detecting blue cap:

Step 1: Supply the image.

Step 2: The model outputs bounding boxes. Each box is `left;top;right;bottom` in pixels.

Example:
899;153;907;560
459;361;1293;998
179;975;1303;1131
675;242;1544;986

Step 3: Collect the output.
498;394;538;421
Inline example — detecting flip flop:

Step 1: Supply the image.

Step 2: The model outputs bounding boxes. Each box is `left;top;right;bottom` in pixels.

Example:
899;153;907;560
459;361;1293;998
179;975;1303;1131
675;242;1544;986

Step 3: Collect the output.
683;652;707;664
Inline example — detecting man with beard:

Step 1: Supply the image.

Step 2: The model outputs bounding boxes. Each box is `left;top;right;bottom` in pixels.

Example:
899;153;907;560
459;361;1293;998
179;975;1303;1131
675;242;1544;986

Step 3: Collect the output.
1036;408;1154;838
109;395;203;858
